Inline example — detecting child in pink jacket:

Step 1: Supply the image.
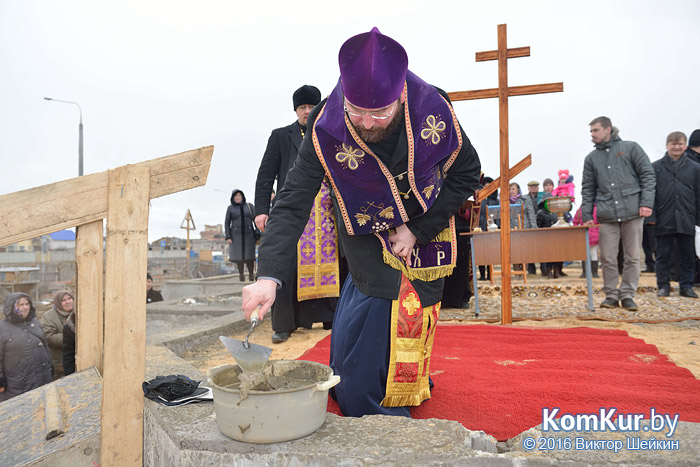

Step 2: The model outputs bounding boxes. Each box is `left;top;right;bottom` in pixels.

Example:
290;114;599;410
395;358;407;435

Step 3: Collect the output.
552;169;575;201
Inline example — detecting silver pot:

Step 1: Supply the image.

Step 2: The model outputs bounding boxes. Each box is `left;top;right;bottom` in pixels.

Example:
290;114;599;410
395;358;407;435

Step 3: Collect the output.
206;360;340;443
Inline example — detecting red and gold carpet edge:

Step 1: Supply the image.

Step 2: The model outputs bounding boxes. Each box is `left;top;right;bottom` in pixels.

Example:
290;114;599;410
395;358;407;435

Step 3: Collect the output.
299;324;700;441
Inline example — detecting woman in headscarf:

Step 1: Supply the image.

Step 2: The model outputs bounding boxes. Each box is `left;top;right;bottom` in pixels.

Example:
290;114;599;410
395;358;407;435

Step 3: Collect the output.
224;189;258;281
1;293;53;401
39;290;74;379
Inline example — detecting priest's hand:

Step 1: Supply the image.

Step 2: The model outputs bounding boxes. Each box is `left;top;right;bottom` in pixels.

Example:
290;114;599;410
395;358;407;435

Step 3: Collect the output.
389;224;417;260
255;214;269;232
242;279;277;321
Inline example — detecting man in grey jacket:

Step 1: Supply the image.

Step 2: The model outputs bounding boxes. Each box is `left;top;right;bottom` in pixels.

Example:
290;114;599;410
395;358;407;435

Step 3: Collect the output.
581;116;655;311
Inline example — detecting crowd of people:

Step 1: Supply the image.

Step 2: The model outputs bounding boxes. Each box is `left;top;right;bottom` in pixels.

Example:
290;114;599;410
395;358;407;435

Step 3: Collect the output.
471;120;700;311
0;272;166;403
1;292;68;402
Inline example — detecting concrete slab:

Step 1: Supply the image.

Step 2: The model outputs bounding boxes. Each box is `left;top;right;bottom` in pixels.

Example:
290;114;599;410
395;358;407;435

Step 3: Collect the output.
148;292;242;317
162;274;247;301
143;345;506;466
0;368;101;466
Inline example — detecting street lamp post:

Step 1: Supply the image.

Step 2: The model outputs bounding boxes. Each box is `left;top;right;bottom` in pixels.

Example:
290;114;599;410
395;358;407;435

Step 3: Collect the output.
44;97;84;176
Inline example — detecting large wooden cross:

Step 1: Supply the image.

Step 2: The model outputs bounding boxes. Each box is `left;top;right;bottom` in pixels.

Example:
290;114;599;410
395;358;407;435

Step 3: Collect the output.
448;24;563;324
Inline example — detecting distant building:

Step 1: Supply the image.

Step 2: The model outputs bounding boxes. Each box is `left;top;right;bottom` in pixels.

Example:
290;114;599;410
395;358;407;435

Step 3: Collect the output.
46;230;76;250
149;237;187;251
193;225;227;254
1;230;75;252
199;224;224;242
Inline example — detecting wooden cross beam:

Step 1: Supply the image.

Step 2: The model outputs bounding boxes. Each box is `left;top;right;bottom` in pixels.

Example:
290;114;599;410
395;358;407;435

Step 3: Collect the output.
476;154;532;203
448;24;563;325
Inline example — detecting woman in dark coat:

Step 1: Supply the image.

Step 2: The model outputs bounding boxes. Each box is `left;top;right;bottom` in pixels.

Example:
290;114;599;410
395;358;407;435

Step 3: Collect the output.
62;311;76;376
0;292;53;402
225;189;258;281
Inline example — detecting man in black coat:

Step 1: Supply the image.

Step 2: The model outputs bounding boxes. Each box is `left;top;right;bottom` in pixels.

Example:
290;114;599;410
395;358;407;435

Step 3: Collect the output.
685;129;700;285
254;85;337;344
243;28;480;417
652;131;700;298
685;129;700;165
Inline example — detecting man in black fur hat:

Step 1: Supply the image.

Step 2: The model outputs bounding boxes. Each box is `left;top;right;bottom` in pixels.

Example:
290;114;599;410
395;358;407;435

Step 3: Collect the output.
254;85;339;343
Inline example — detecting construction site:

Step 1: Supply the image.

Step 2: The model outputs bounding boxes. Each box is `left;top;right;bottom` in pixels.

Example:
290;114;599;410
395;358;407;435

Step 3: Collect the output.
2;4;700;466
0;146;698;467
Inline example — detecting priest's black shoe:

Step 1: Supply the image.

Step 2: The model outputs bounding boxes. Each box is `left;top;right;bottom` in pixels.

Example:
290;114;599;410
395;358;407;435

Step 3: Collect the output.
657;286;670;297
599;297;618;308
680;288;699;298
271;331;291;344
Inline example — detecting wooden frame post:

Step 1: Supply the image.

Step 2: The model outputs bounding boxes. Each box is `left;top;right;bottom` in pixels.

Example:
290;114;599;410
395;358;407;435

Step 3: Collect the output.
75;219;104;373
101;165;150;466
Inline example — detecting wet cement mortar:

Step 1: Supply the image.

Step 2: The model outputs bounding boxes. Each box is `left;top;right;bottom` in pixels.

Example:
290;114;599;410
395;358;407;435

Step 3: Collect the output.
169;268;700;465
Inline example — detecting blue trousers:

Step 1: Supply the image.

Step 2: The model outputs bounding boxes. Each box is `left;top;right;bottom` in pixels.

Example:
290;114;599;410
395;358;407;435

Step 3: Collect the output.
329;276;411;417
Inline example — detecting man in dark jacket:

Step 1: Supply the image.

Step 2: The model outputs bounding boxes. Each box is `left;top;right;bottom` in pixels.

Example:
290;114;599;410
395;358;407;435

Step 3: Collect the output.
146;273;163;303
243;28;480;417
653;131;700;298
685;129;700;285
581;116;655;311
254;85;338;344
685;129;700;165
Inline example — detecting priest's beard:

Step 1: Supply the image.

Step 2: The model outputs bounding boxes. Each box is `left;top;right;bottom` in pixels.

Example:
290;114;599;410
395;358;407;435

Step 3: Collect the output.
353;107;404;143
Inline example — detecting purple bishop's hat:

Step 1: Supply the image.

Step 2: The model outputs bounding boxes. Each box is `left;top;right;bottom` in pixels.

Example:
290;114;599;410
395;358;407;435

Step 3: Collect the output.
338;27;408;109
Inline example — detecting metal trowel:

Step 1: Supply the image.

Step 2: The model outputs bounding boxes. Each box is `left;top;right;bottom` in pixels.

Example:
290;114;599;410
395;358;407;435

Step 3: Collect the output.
219;309;272;373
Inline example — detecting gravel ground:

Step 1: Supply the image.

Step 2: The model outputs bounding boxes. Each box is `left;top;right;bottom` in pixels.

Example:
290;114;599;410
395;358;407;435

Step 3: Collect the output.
443;267;700;323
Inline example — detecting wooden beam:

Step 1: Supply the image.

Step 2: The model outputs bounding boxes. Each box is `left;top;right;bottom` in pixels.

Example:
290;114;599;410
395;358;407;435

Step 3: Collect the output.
448;88;500;101
476;46;530;61
75;219;104;374
497;23;513;325
448;82;563;102
101;165;150;467
0;145;213;247
509;82;564;97
476;154;532;202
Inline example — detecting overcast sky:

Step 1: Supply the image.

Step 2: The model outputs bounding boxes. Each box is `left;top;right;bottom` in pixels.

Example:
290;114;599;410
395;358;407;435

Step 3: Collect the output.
2;0;699;242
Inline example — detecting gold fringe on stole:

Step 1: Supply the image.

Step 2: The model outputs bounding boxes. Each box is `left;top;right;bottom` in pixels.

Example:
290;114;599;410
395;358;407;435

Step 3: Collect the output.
381;276;441;408
296;184;340;301
380;217;457;282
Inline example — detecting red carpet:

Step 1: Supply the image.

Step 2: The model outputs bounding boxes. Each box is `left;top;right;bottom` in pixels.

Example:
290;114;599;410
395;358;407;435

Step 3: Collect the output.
299;325;700;441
